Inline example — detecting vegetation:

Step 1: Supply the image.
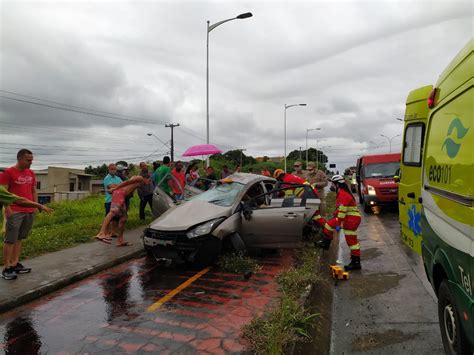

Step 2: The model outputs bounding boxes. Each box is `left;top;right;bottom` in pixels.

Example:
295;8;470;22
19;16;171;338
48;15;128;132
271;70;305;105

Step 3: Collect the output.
0;194;151;263
217;253;261;274
242;246;321;354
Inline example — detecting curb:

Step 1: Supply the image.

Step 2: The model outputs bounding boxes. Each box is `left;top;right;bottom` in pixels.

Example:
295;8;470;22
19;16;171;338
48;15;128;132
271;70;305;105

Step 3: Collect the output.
291;234;339;355
0;248;144;314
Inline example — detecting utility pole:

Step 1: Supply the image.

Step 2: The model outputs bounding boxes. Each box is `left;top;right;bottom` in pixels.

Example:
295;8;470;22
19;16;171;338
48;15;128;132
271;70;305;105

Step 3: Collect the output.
299;147;302;160
165;123;180;161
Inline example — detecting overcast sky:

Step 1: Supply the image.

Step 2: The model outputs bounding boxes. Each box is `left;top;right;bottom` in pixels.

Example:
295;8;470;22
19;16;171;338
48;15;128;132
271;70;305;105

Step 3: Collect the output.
0;0;472;171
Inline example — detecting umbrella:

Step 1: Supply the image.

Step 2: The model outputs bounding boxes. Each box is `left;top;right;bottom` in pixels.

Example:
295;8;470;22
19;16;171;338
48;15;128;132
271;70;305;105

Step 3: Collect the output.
182;144;222;157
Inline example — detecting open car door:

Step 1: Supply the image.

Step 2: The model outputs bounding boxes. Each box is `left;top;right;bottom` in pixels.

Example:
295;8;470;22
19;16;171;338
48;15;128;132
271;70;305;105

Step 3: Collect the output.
241;204;305;248
240;185;307;249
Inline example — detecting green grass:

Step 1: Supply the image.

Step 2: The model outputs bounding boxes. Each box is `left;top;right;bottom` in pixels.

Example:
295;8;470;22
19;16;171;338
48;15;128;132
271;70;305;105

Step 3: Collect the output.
217;253;262;274
0;194;151;264
242;246;321;354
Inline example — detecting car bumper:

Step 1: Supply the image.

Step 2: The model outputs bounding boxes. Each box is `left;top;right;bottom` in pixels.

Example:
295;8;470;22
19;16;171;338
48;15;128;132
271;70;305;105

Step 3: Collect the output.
363;195;398;206
143;229;220;264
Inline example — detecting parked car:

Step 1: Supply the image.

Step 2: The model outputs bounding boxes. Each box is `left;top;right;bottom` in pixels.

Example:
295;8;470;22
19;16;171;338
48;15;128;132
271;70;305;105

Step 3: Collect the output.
356;153;401;213
143;173;320;266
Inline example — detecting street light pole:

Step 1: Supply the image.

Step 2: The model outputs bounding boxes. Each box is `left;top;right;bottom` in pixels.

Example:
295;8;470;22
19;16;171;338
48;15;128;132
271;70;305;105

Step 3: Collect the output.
380;134;401;153
315;138;326;169
305;128;321;166
284;103;307;172
369;141;380;153
206;12;252;167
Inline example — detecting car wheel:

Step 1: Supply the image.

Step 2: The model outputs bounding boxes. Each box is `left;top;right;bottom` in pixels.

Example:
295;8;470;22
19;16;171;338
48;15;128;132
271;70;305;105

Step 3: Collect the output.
193;237;222;268
438;280;472;355
362;199;371;214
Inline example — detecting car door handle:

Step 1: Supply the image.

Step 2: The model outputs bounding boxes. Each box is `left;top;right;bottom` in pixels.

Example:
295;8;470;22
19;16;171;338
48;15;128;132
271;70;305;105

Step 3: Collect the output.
407;192;415;198
284;212;297;218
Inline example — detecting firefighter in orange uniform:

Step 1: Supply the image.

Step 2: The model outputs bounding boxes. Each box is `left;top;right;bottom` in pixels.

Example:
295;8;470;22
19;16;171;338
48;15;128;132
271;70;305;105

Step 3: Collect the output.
313;174;362;270
273;169;319;198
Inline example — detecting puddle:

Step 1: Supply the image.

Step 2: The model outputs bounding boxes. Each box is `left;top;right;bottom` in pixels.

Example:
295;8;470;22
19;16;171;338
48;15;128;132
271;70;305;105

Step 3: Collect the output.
352;329;417;351
362;248;383;261
350;272;405;298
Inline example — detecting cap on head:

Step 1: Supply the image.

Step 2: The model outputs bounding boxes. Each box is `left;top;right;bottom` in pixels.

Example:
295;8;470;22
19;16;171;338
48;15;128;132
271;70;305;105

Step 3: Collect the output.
116;164;125;171
273;169;285;179
330;174;345;184
294;161;302;167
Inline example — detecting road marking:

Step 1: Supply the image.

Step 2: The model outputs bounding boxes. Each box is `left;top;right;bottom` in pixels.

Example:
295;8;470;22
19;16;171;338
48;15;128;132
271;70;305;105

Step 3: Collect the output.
147;267;211;312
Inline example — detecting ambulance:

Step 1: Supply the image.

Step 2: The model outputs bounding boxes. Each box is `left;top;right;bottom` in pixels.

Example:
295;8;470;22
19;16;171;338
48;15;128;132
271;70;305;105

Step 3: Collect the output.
403;39;473;354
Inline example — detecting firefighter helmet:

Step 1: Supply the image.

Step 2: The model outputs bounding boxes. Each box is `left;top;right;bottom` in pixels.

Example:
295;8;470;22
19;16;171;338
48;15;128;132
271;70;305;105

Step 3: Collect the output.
330;174;345;184
273;169;285;179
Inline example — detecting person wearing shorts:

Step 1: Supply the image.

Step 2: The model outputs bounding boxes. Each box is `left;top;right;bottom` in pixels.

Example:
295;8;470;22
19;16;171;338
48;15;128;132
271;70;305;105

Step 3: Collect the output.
95;176;145;246
0;149;44;280
0;186;52;280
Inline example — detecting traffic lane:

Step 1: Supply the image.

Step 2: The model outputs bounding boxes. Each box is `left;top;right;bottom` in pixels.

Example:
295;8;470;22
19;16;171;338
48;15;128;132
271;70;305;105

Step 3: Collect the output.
0;251;293;354
330;208;443;354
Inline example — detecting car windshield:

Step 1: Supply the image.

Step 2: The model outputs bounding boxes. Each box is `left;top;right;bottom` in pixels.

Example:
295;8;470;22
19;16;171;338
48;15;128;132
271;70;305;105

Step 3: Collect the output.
190;182;245;207
365;162;400;178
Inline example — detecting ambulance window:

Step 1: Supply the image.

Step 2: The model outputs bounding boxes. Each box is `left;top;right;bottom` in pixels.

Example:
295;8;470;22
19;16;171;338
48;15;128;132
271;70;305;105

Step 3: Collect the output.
403;123;424;166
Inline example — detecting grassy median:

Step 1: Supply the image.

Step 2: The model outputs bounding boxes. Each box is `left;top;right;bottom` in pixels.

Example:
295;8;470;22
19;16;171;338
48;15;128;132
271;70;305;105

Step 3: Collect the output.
241;191;336;354
0;194;151;264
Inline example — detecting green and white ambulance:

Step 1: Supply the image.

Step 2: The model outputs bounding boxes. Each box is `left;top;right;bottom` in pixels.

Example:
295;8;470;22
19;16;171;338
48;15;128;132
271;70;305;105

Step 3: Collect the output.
419;39;473;354
399;85;432;255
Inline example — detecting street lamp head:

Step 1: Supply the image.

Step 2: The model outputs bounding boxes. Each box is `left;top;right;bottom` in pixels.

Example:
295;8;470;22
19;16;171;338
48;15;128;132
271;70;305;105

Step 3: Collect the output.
299;104;307;106
147;133;152;136
236;12;253;19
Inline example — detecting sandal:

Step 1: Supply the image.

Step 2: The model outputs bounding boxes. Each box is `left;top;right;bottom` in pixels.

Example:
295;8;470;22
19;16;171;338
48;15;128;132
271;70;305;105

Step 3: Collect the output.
95;236;111;244
116;242;132;247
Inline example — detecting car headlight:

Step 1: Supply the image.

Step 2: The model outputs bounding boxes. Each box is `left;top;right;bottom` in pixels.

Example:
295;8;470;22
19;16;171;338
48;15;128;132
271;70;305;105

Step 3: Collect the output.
186;218;225;239
367;185;376;196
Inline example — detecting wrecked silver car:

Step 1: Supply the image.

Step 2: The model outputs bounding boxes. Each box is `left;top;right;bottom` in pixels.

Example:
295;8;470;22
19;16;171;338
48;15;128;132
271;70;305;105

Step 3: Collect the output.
143;173;320;266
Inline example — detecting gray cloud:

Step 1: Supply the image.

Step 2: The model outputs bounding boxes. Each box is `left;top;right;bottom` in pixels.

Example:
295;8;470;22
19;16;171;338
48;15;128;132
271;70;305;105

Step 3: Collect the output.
0;1;472;170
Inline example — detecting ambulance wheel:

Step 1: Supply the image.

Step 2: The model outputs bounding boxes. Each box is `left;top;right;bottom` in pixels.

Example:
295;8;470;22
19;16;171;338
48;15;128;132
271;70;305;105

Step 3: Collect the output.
438;280;472;355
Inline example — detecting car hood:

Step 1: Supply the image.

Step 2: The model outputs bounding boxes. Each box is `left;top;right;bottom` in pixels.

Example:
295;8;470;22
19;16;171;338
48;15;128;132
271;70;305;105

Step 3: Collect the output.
149;199;231;231
364;177;397;188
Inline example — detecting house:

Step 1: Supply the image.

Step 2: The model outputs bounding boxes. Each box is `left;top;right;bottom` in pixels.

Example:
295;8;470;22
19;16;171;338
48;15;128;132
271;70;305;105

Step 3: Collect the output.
35;167;94;203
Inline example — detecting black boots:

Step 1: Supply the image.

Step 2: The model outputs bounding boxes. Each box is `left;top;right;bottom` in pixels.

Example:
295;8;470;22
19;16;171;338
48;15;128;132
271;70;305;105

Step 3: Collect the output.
344;256;361;271
315;238;331;250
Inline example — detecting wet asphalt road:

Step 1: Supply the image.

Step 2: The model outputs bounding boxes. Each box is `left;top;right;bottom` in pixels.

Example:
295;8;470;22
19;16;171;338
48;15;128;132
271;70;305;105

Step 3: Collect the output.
0;251;293;354
330;207;444;354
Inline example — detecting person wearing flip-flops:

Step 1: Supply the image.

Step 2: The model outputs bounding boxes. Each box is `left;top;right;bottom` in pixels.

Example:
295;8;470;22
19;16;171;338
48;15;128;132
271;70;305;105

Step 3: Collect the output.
95;176;148;247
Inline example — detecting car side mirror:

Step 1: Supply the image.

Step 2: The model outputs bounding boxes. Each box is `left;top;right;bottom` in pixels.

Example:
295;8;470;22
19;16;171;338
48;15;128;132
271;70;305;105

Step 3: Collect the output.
394;175;400;183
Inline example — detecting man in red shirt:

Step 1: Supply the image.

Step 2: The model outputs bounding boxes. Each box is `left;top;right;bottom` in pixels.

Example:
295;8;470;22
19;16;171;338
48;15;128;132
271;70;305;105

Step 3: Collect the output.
171;161;186;200
0;149;37;280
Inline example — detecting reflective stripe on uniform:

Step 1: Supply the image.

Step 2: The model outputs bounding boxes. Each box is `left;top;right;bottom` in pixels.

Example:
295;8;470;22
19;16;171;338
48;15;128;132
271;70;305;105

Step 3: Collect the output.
325;223;334;231
337;212;346;219
343;229;358;236
346;211;361;217
312;214;322;221
349;243;360;250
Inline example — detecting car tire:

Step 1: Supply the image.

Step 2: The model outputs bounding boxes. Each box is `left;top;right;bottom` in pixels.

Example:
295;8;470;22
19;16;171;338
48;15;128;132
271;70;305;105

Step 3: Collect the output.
362;199;371;214
193;237;222;268
438;279;472;355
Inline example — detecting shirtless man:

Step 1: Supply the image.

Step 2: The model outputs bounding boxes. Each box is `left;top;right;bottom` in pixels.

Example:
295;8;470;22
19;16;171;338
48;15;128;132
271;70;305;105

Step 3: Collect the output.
95;176;147;246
